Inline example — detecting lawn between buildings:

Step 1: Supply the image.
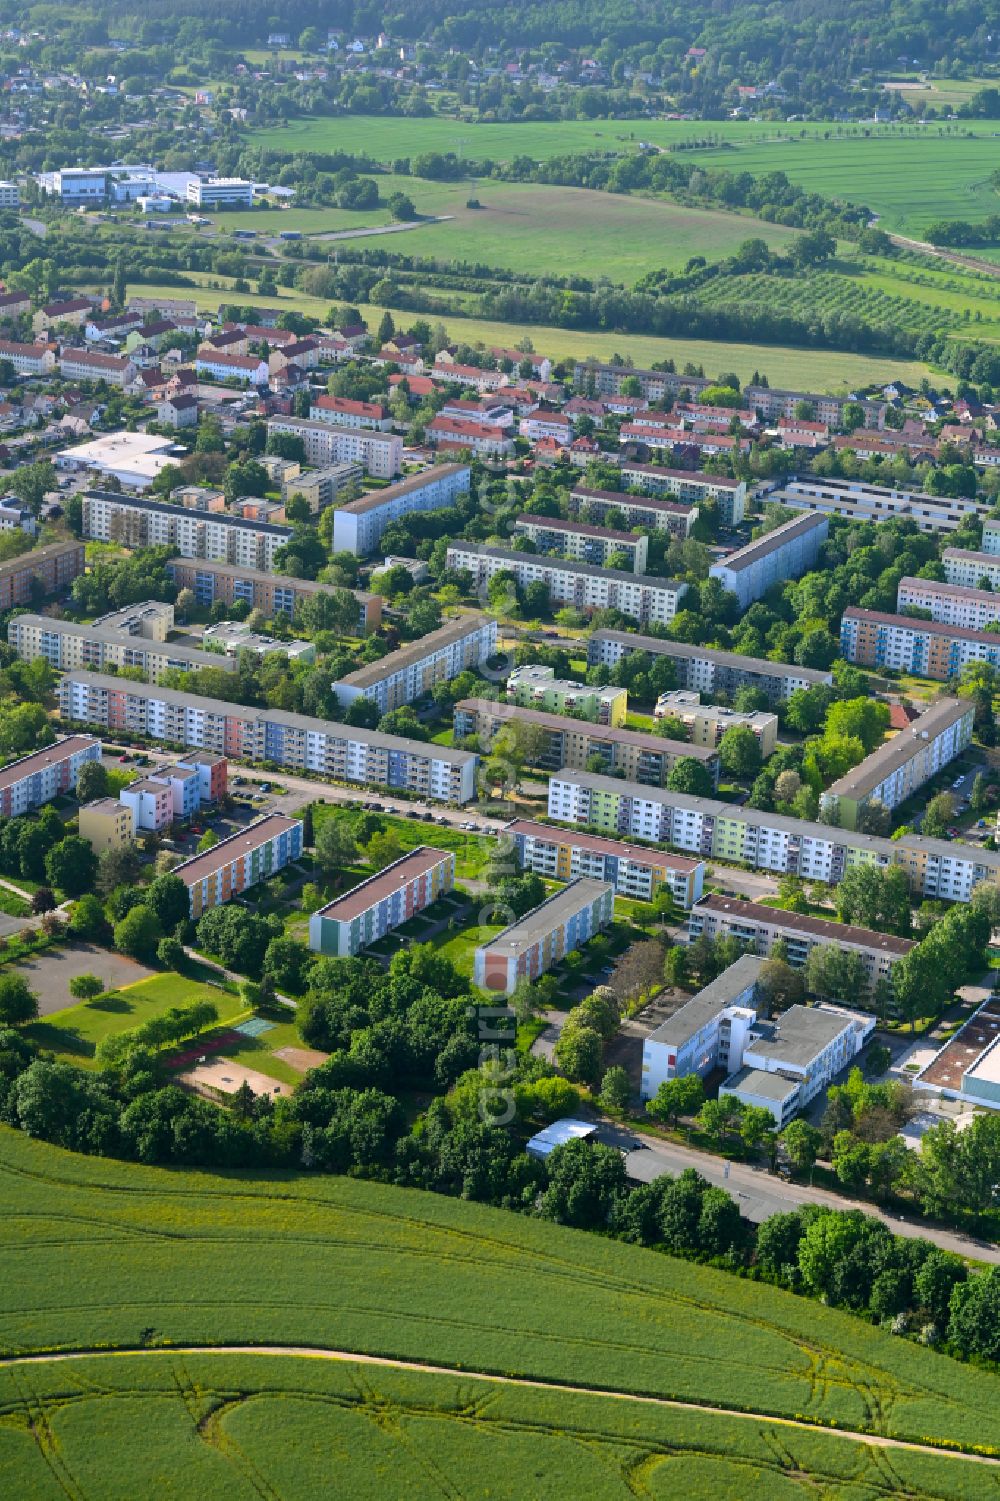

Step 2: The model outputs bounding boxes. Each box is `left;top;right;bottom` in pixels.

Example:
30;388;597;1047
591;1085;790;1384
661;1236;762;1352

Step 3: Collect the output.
2;1127;1000;1470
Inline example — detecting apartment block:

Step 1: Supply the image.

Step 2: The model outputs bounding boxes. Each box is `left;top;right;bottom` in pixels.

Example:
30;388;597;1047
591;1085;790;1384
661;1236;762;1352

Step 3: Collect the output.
588;629;832;704
615;467;746;525
0;540;85;609
165;557;381;635
265;416;403;478
175;752;228;805
943;547;1000;592
8;613;235;684
0;735;101;818
83;492;293;573
59;349;136;387
572;363;884;429
310;395;393;430
147;762;203;819
897;576;1000;631
840;607;1000;680
504;818;704;909
428;415;515;458
473;877;614;995
506;665;627;726
58;672;479;804
331;464;471;555
332;613;496;714
687;893;913;988
173;814;302;917
309;847;455;956
120;777;174;832
284;462;363;512
654;690;778;756
202;622;315;664
78;797;135;852
720;1002;876;1125
709;513;829;609
569;484;698;538
0;339;57;376
892;835;1000;905
640;955;764;1100
456;699;718;787
770;478;987;534
446;543;688;626
979;518;1000;555
819;696;973;830
513;513;648;574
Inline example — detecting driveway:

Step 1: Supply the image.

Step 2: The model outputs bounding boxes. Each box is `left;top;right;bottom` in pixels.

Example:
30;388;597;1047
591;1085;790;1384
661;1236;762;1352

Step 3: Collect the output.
15;942;155;1017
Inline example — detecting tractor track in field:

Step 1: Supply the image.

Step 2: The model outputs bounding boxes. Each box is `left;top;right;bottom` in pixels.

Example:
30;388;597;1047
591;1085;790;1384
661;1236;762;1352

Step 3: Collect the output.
0;1342;997;1470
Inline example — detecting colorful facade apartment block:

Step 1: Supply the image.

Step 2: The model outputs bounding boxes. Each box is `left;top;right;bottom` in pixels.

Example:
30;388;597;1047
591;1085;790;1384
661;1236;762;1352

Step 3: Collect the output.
503;819;704;909
505;665;627;727
308;847;455;957
840;607;1000;680
942;547;1000;593
473;877;614;995
58;672;478;803
173;814;303;917
119;777;174;833
0;735;102;818
896;576;1000;632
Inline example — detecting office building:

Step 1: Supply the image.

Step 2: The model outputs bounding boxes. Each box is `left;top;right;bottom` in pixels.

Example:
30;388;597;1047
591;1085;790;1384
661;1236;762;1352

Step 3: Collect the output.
266;416;403;478
709;513;829;609
654;690;778;756
333;613;496;714
58;672;479;804
688;893;913;988
0;735;102;818
504;818;704;909
513;513;649;574
896;576;1000;632
770;477;987;534
720;1002;876;1125
456;699;718;787
8;613;235;684
78;797;135;852
331;464;471;555
166;557;381;635
0;541;85;609
186;177;253;208
819;696;973;830
473;877;614;995
840;607;1000;680
309;847;455;956
173;814;302;917
569;484;699;537
506;665;627;726
640;956;764;1100
446;543;688;626
83;491;292;572
588;628;831;704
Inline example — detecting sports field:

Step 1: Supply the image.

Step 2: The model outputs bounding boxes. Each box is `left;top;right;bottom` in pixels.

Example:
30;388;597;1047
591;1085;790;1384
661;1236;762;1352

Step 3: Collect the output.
125;279;934;389
2;1126;1000;1467
1;1349;997;1500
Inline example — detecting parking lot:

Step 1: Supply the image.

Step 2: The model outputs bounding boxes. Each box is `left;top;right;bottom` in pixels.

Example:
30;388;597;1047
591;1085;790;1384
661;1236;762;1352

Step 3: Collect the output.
15;942;155;1017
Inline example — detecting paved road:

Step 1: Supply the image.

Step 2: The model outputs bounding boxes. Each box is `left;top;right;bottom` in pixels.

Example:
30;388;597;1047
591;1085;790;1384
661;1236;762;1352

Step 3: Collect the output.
619;1129;999;1262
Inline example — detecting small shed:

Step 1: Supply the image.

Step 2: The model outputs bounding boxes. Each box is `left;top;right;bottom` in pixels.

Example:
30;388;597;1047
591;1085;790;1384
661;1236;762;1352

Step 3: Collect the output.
525;1119;597;1161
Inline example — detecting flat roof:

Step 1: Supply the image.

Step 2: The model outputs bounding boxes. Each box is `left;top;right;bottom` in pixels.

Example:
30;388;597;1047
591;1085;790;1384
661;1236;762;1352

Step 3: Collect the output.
448;543;685;593
85;490;293;539
570;486;696;514
711;512;827;574
724;1065;799;1102
590;628;832;684
172;813;299;885
0;735;98;792
59;671;477;766
336;463;470;515
526;1119;597;1157
503;817;702;874
614;466;741;488
478;877;612;959
10;614;232;672
779;477;983;509
843;606;1000;647
918;998;1000;1089
899;575;1000;607
516;513;640;544
647;955;763;1047
824;697;971;799
165;556;377;606
693;893;915;956
744;1004;868;1068
314;846;452;922
335;613;490;688
459;698;716;762
81;797;126;816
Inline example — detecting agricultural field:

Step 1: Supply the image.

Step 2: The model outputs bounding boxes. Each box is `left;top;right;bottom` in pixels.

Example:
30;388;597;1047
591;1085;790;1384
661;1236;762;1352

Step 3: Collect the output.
123;278;935;389
1;1349;997;1500
3;1126;1000;1469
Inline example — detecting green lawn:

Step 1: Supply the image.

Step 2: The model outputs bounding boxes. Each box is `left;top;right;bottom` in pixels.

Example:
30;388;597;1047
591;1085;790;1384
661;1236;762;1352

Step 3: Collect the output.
0;886;29;918
430;920;504;978
123;277;934;389
24;972;245;1067
311;802;495;882
195;1013;305;1086
3;1127;1000;1466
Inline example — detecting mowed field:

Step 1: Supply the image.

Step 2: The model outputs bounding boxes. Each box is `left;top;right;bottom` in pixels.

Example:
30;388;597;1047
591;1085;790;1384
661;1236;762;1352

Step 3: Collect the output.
124;277;934;389
2;1351;998;1500
213;174;802;282
3;1127;1000;1465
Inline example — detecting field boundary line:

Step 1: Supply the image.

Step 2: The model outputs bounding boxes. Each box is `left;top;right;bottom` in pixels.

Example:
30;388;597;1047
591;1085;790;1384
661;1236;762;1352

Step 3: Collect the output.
0;1343;996;1467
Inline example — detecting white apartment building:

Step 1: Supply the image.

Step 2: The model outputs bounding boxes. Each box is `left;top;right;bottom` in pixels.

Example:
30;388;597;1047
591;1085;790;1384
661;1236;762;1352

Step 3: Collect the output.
7;613;233;683
58;349;136;387
709;513;829;609
0;182;20;208
186;177;253;208
513;513;649;574
570;484;697;539
640;956;763;1100
332;613;497;714
82;491;293;572
982;518;1000;555
331;464;471;555
615;467;746;525
309;395;393;430
194;353;269;385
446;543;688;626
897;576;1000;632
0;340;56;376
943;547;1000;592
588;629;832;704
771;478;987;535
266;416;403;478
